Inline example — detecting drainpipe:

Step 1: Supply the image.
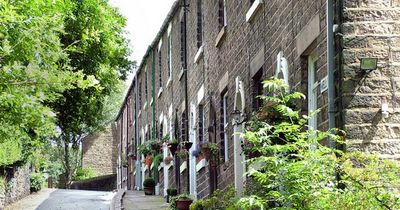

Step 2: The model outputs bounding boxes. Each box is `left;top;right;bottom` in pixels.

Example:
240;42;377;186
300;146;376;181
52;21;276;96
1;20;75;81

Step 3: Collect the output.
182;0;190;194
327;0;336;148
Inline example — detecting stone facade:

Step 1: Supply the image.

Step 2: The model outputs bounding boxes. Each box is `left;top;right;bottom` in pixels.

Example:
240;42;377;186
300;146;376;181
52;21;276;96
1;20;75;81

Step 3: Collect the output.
82;125;118;176
0;165;30;209
114;0;400;200
342;0;400;158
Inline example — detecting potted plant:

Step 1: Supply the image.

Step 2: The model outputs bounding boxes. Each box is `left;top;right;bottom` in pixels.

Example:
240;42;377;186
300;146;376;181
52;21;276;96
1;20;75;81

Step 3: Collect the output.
200;142;219;161
145;155;153;167
149;139;162;153
143;177;155;195
174;194;193;210
164;156;174;165
177;149;188;160
121;159;128;168
168;139;179;156
166;188;178;203
138;144;151;157
153;154;163;168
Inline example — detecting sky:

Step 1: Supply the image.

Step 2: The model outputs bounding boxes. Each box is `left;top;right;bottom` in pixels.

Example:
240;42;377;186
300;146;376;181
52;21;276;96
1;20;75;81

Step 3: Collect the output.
109;0;176;66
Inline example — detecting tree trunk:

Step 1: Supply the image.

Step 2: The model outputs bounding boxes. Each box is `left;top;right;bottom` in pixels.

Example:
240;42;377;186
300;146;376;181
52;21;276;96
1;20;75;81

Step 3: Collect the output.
63;137;72;189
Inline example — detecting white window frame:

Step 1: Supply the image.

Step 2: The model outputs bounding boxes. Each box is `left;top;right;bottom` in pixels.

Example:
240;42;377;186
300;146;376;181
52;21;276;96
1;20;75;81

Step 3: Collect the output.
308;53;318;130
223;0;227;27
223;92;229;162
167;23;173;83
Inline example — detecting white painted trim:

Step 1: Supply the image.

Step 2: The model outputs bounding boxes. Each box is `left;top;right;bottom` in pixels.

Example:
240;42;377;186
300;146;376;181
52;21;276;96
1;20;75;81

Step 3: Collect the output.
150;98;153;106
180;161;187;173
194;45;204;64
167;23;172;36
196;159;206;172
158;163;164;171
143;102;147;111
158;39;163;51
166;162;173;170
308;52;318;130
150;162;154;169
246;0;263;22
197;84;205;105
166;77;172;88
158;88;163;98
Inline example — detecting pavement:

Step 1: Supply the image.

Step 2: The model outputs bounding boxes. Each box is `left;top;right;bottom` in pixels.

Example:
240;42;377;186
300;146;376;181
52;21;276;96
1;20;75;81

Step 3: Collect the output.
5;188;115;210
122;191;168;210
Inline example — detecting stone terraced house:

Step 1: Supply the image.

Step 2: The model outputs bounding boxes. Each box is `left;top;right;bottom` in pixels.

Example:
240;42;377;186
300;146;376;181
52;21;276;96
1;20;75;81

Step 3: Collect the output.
114;0;400;199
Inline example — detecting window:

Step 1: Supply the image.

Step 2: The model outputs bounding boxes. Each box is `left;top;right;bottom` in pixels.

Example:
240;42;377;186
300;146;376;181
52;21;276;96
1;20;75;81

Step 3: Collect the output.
252;69;263;111
308;53;318;130
145;68;148;102
158;46;162;89
198;105;205;143
218;0;227;29
181;111;187;142
196;0;203;49
220;92;229;162
168;24;172;80
138;81;142;109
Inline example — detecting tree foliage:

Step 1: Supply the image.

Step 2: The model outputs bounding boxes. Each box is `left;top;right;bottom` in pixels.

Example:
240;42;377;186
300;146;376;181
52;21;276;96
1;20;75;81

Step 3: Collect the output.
237;79;400;210
0;0;99;166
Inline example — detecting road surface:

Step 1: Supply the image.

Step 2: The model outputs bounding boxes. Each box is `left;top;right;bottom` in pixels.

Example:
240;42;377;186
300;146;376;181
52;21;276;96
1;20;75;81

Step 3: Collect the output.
6;188;115;210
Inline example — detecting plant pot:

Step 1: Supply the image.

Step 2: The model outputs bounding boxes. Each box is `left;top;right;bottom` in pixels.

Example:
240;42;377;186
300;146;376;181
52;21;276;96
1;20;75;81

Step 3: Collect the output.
182;141;193;150
144;187;154;195
176;200;193;210
168;143;178;156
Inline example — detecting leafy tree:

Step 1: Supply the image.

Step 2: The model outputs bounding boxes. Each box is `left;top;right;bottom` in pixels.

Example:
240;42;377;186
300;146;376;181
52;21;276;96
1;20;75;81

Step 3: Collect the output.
0;0;97;167
50;0;133;187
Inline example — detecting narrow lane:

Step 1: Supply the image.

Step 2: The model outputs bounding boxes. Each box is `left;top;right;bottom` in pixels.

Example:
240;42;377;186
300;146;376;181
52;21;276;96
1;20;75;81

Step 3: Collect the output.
6;189;115;210
123;191;167;210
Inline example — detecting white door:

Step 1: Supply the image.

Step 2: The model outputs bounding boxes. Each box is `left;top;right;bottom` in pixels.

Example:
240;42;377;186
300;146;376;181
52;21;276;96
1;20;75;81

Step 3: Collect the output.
308;53;318;130
189;104;197;197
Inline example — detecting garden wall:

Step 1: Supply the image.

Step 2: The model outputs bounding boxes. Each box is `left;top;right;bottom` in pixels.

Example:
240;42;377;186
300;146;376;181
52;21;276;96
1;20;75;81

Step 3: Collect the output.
0;164;30;209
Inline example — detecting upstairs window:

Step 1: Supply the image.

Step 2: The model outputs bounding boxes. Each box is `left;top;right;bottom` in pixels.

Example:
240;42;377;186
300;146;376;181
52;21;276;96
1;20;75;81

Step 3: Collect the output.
220;91;229;162
158;42;163;89
198;105;205;143
218;0;227;29
196;0;203;49
252;69;263;111
168;24;172;80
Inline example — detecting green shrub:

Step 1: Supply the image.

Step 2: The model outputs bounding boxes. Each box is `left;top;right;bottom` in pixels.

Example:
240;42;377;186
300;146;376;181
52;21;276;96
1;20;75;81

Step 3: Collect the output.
167;188;178;196
72;167;96;181
237;79;400;209
143;177;155;188
190;187;238;210
30;173;44;192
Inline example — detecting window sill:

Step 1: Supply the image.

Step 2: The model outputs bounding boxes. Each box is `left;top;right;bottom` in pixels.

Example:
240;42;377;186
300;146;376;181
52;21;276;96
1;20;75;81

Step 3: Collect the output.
166;77;172;88
196;158;206;172
194;45;204;64
246;0;263;22
158;88;163;98
215;26;226;47
166;162;173;170
180;161;187;173
150;98;153;106
143;102;147;111
158;162;164;171
178;67;185;81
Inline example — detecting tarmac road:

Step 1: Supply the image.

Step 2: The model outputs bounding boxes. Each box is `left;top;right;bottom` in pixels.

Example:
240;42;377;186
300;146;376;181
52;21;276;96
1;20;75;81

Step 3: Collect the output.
5;188;115;210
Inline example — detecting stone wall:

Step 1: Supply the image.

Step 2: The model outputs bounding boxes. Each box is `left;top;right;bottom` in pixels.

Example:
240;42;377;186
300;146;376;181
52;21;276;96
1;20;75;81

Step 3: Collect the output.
82;125;118;176
342;0;400;158
0;165;30;209
70;174;117;191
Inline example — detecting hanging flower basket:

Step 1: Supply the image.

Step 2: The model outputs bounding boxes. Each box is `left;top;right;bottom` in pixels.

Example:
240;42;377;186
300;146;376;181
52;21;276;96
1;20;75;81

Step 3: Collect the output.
181;141;193;150
164;156;174;165
168;141;179;156
200;142;219;161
